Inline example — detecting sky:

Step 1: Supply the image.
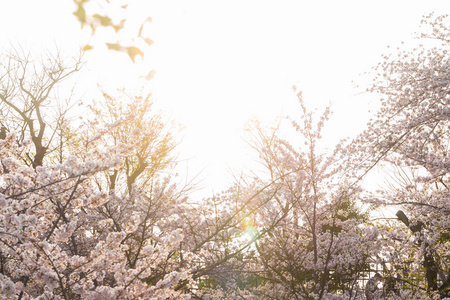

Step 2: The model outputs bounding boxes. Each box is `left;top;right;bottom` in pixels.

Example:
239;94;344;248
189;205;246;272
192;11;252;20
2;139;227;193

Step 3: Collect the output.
0;0;449;197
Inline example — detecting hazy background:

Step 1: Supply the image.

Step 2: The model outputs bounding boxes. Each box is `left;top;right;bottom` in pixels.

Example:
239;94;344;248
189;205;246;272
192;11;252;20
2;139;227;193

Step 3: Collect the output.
1;0;448;197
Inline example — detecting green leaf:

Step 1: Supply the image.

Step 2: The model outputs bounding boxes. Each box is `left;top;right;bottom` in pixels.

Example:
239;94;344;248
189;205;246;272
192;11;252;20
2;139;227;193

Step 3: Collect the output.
73;3;86;24
82;44;93;51
126;47;144;63
106;43;122;51
93;14;112;27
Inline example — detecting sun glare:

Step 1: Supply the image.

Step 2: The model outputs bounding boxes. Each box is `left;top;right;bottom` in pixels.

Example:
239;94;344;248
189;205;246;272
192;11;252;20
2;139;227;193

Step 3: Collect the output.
133;1;417;194
242;217;259;241
1;0;448;196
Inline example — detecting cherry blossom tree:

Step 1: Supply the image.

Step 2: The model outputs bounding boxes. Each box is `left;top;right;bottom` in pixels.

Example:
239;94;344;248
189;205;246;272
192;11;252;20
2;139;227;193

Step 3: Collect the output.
0;49;195;299
348;13;450;298
202;91;376;300
0;48;82;168
0;129;195;299
3;8;450;299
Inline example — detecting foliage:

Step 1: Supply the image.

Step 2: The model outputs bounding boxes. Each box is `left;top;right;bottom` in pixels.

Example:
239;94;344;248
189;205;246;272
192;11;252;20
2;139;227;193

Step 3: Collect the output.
0;50;194;298
2;8;450;299
0;131;192;299
73;0;153;63
350;12;450;298
233;93;373;300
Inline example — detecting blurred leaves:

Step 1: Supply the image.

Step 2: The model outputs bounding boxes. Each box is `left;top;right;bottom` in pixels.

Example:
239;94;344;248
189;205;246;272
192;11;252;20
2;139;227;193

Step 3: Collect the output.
138;17;152;37
126;47;144;63
106;43;121;51
106;43;144;63
73;0;87;24
141;69;156;81
72;0;152;63
143;38;154;46
113;19;126;33
82;44;93;51
93;14;112;27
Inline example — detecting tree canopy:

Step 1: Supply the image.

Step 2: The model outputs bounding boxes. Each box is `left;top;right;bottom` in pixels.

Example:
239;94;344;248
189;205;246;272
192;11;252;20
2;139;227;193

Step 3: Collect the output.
0;8;449;300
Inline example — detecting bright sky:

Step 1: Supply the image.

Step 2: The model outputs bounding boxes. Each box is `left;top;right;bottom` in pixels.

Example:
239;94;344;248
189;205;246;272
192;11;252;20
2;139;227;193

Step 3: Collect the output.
1;0;449;197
